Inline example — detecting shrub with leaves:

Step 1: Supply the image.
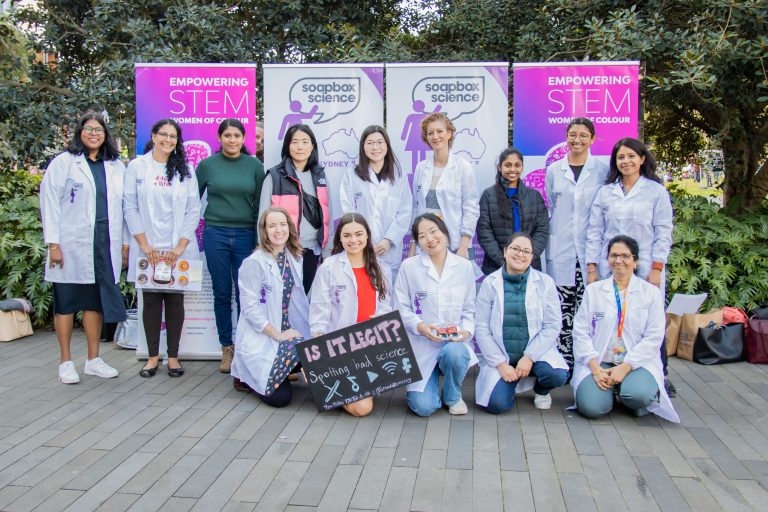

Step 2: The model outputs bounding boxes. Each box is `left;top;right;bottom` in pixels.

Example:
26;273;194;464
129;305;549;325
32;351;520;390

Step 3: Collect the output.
667;185;768;312
0;169;50;326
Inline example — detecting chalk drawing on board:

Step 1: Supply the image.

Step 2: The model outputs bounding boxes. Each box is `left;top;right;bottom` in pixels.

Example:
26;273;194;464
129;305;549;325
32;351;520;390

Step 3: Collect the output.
367;371;379;383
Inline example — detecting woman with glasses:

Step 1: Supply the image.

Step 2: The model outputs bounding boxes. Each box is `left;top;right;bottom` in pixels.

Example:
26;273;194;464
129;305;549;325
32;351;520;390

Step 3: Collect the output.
585;138;675;396
477;148;549;275
197;118;265;373
410;113;479;260
545;118;609;372
571;235;678;422
474;233;568;413
260;124;330;294
340;125;412;282
396;214;478;416
40;112;128;384
124;119;201;378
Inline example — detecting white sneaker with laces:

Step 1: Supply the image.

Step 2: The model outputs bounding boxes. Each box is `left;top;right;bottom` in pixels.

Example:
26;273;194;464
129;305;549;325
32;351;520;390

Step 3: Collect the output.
448;398;469;415
58;361;80;384
534;393;552;410
84;357;119;379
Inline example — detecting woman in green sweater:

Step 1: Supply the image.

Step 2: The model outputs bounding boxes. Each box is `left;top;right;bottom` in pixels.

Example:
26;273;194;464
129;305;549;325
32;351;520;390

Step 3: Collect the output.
197;118;265;373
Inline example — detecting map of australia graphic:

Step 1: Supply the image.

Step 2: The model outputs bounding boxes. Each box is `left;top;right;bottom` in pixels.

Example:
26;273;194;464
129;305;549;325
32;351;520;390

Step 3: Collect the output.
322;128;360;160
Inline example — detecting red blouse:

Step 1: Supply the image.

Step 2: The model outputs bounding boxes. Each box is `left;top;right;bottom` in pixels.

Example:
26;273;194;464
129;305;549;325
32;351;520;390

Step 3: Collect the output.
352;267;376;323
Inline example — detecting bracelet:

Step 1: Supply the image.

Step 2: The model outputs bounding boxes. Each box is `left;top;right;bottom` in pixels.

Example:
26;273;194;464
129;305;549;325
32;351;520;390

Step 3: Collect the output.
651;261;665;271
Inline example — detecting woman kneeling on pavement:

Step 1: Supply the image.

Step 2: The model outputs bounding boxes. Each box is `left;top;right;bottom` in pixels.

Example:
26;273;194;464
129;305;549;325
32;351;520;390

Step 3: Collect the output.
396;214;478;416
475;233;569;414
230;207;310;407
571;235;679;422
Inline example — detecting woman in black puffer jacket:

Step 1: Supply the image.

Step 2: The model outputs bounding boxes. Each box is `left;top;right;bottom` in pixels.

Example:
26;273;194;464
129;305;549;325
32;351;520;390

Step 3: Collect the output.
477;148;549;275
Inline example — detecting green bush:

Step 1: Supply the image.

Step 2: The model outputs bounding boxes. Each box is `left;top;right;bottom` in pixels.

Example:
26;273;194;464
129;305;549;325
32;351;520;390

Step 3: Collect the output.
667;185;768;312
0;169;50;326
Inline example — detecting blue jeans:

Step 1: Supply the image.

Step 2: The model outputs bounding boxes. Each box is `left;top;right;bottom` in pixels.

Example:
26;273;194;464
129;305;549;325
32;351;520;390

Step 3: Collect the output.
202;226;255;346
576;364;659;419
482;361;569;415
407;342;470;417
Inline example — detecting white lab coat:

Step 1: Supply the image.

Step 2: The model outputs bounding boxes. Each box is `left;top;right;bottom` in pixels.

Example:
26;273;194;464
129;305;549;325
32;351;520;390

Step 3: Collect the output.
412;153;480;252
230;249;310;395
585;177;673;297
570;275;679;422
395;252;479;393
545;153;609;285
123;152;201;281
474;267;568;407
309;252;394;335
339;167;412;272
40;152;127;284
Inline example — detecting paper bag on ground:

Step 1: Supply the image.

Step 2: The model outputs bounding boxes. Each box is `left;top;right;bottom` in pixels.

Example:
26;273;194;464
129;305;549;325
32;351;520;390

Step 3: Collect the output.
665;313;682;356
677;309;723;361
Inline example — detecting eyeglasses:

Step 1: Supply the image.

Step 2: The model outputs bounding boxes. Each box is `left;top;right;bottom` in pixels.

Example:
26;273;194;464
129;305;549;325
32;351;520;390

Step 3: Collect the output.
156;131;178;140
364;140;386;148
608;253;633;262
506;246;533;256
82;126;105;135
567;133;592;141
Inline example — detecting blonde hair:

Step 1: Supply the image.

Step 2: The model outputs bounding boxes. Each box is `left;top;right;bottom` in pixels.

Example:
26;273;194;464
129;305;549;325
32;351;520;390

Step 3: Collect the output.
420;112;456;148
258;207;303;259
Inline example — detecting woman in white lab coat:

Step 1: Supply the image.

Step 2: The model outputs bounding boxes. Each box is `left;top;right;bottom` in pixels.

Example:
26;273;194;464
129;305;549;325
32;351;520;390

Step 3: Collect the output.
572;235;679;422
230;207;310;407
475;233;569;414
396;213;478;416
409;113;479;259
40;112;127;384
310;213;393;416
585;138;675;396
124;119;201;378
340;125;412;282
545;118;609;371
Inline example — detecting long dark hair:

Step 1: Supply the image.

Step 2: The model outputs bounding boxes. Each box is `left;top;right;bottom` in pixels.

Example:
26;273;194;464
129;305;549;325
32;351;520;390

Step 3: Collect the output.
280;124;319;170
494;147;525;230
143;119;191;183
355;125;401;183
332;213;388;301
66;112;119;161
216;118;250;155
606;138;662;185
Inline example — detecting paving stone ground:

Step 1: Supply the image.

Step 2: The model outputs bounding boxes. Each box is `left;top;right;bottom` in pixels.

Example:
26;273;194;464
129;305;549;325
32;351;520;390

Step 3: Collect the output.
1;329;768;511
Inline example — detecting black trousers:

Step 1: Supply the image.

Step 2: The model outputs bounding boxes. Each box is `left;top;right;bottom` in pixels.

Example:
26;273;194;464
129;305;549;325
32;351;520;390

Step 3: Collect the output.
143;291;184;358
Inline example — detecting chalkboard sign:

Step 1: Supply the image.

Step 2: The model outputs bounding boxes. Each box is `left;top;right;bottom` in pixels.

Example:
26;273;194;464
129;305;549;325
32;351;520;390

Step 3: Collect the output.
297;310;422;411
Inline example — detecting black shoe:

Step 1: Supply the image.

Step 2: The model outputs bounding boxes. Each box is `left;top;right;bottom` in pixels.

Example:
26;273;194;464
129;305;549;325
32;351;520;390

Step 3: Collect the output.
168;365;184;378
140;364;158;378
665;379;677;398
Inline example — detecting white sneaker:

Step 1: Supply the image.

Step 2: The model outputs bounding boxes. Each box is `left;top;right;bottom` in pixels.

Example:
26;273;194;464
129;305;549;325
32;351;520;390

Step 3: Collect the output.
534;393;552;410
84;357;119;379
58;361;80;384
448;398;468;415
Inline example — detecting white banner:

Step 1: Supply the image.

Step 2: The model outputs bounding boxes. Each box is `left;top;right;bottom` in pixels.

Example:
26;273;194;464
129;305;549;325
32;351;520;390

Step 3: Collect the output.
263;63;385;239
385;62;509;263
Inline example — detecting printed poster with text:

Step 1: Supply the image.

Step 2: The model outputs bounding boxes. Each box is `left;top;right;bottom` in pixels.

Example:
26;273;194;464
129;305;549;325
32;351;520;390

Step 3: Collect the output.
134;63;257;358
512;61;639;202
263;63;385;243
385;62;509;266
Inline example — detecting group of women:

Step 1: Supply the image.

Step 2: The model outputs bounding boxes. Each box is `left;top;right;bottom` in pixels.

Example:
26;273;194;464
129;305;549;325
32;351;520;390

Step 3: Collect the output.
40;110;677;422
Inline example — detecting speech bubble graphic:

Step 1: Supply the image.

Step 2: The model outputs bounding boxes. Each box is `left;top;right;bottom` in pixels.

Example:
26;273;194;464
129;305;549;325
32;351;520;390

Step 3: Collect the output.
288;77;361;124
412;76;485;121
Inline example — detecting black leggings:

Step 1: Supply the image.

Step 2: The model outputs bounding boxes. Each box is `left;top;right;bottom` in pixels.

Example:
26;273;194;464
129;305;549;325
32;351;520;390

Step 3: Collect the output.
143;291;184;358
302;249;320;295
256;379;293;408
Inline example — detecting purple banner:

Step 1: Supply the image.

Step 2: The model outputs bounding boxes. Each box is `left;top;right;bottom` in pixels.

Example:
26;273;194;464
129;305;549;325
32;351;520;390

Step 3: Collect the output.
512;62;639;201
135;64;258;167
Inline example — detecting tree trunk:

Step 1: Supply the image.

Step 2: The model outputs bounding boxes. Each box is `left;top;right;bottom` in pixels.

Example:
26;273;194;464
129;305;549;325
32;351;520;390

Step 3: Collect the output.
721;136;768;213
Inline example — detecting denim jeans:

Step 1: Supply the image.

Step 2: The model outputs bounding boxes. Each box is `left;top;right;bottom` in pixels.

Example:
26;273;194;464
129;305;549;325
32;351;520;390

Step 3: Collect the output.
576;364;659;419
202;226;255;346
482;361;569;415
407;342;471;417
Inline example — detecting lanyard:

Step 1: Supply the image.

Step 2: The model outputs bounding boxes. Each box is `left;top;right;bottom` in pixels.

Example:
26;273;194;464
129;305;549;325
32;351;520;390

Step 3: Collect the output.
613;280;628;339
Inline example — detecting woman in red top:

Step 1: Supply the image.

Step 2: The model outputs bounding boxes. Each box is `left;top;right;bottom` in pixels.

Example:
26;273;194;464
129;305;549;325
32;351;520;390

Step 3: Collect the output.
309;213;393;416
